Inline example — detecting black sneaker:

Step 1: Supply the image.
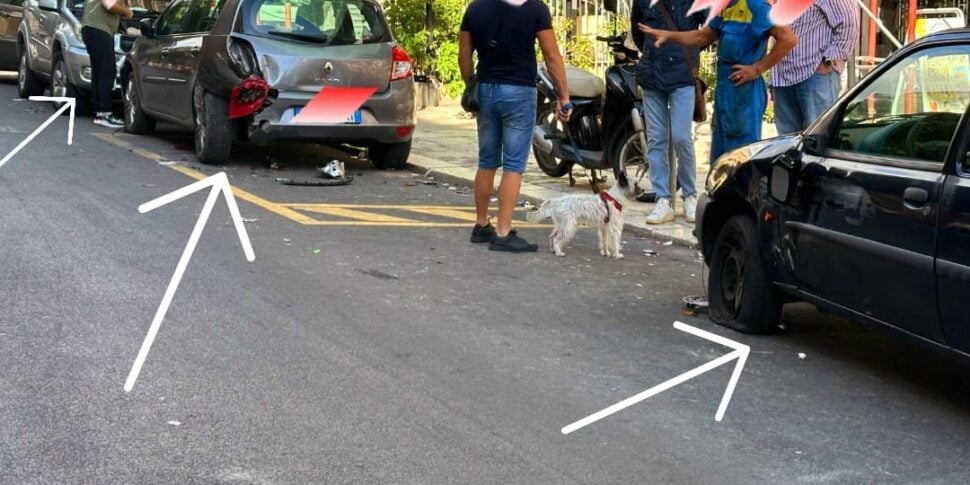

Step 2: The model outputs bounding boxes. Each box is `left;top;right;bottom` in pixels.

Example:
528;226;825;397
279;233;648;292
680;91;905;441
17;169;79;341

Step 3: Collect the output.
470;223;495;243
94;112;124;129
489;230;538;253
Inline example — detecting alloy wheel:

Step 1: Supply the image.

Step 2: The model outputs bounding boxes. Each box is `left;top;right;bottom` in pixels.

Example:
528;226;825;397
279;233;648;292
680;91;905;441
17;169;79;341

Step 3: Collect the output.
17;52;27;91
125;77;135;125
51;61;67;98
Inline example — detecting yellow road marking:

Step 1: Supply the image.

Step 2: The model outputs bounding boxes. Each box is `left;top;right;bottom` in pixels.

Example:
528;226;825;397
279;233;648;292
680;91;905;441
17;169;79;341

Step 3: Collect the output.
96;132;551;228
406;207;479;222
95;133;318;224
295;204;418;223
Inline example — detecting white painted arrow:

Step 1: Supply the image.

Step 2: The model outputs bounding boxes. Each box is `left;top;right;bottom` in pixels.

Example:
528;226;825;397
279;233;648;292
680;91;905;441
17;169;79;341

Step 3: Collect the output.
0;96;76;169
124;171;255;392
561;321;750;435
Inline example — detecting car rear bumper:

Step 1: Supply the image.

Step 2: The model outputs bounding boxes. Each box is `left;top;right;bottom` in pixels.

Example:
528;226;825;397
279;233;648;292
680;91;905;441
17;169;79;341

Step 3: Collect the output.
249;122;413;145
249;81;416;145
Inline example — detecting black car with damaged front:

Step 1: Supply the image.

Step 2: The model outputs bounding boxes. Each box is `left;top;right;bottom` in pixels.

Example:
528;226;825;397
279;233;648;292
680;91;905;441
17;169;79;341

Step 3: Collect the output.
694;28;970;360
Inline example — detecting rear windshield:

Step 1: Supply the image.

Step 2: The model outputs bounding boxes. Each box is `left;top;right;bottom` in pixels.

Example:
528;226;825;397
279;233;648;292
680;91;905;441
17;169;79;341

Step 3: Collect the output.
242;0;388;46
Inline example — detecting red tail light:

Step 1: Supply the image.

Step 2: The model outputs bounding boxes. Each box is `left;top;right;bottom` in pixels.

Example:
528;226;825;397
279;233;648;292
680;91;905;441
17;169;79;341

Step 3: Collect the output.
396;125;415;138
390;45;412;81
228;77;270;120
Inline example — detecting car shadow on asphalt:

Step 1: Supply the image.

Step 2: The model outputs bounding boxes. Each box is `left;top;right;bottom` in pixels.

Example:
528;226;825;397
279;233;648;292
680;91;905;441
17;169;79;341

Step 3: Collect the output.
774;303;970;409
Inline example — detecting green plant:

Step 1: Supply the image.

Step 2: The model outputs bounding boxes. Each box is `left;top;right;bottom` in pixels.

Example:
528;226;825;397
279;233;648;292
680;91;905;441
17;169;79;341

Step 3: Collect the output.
384;0;467;94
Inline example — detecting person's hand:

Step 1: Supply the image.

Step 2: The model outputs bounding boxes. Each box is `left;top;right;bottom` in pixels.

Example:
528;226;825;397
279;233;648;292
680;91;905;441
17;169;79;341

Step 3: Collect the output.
123;8;134;19
556;99;573;122
817;61;832;75
637;23;670;48
729;64;762;86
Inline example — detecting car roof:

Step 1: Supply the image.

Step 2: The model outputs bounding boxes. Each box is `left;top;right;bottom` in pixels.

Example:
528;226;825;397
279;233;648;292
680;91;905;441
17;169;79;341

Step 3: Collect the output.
911;27;970;45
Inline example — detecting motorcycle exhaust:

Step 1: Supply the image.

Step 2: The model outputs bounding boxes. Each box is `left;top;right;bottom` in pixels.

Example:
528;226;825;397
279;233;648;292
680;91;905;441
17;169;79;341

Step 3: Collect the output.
532;126;554;154
631;107;644;133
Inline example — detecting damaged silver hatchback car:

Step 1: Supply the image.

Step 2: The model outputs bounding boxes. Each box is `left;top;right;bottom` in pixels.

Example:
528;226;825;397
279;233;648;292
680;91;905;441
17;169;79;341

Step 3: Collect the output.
122;0;416;168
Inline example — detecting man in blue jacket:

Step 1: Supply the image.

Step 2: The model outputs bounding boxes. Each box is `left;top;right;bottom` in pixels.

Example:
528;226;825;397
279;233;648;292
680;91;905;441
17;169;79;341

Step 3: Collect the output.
632;0;706;224
639;0;797;166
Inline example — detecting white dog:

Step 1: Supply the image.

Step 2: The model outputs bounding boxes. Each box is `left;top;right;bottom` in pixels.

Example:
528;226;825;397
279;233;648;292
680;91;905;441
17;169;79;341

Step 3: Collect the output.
527;173;641;258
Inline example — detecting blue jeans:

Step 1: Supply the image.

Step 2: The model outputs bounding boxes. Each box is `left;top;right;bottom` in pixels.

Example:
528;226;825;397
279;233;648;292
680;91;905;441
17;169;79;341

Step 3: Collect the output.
477;83;538;174
642;86;697;200
772;71;840;136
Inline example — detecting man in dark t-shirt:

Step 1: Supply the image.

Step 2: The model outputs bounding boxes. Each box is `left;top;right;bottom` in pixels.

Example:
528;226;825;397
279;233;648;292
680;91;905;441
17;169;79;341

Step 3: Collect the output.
459;0;570;253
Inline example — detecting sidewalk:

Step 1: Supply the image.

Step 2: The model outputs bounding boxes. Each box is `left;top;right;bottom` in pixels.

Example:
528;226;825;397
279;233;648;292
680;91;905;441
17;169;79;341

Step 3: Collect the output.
408;99;777;247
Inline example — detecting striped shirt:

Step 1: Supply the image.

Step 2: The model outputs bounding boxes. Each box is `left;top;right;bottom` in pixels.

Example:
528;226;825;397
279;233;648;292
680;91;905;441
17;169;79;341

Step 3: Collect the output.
770;0;859;87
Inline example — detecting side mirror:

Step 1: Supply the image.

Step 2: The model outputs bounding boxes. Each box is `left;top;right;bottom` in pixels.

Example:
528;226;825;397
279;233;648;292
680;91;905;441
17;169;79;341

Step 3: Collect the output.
603;0;617;13
768;145;803;204
140;18;155;38
37;0;58;11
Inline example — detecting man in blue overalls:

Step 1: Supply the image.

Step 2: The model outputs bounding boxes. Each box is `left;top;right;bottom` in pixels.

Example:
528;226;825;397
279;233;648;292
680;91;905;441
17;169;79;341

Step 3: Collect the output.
638;0;797;164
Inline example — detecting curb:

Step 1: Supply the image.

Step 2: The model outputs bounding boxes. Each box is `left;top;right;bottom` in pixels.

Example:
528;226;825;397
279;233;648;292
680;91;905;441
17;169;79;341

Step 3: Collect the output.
406;153;699;249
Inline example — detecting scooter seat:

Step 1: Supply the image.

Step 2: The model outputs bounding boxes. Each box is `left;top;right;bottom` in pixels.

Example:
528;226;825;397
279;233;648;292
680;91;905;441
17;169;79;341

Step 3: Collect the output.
542;65;606;99
567;67;606;98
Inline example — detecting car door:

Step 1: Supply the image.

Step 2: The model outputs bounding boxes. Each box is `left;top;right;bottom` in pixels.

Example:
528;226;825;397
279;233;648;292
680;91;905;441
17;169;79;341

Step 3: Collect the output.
138;0;190;117
933;44;970;355
164;0;229;122
28;0;60;75
787;44;967;343
0;0;25;69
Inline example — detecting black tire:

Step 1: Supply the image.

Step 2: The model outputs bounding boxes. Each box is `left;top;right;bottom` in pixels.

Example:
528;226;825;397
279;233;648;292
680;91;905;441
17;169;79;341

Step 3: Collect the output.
123;73;155;134
370;139;412;170
533;102;572;177
17;45;44;99
51;54;93;117
194;88;232;165
708;214;783;334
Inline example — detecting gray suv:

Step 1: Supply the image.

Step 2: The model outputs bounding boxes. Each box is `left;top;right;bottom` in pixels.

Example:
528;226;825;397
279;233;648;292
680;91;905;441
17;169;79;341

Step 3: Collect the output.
16;0;160;113
123;0;416;168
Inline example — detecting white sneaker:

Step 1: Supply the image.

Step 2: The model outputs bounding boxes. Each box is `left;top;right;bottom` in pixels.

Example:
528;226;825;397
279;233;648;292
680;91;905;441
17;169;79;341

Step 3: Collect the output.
684;194;698;223
646;198;675;225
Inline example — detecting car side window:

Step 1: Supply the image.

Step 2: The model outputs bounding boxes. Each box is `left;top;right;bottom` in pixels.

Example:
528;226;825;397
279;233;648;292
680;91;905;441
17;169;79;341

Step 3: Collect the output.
155;0;192;36
184;0;229;34
834;44;970;164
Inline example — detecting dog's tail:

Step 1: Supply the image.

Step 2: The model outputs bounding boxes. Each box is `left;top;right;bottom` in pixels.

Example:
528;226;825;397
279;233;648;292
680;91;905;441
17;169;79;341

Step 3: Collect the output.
526;201;552;223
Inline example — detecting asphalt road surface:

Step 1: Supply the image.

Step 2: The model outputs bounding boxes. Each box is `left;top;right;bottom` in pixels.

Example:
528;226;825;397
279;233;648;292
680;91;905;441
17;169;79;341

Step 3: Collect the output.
1;81;969;484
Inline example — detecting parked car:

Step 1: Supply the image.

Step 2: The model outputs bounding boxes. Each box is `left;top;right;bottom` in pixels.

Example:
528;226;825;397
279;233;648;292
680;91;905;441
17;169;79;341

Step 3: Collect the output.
0;0;24;70
123;0;416;168
695;28;970;358
16;0;161;113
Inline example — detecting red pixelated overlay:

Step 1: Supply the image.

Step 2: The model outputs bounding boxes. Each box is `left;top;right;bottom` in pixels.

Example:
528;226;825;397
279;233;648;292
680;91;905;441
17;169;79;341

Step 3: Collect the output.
769;0;816;25
686;0;815;26
687;0;732;25
293;87;378;124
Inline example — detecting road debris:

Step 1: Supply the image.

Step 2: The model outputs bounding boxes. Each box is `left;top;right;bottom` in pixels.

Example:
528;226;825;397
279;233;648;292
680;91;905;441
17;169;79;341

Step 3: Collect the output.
242;218;259;223
662;241;674;246
643;249;658;257
276;176;353;186
167;421;182;426
313;249;321;255
798;353;807;360
683;296;709;313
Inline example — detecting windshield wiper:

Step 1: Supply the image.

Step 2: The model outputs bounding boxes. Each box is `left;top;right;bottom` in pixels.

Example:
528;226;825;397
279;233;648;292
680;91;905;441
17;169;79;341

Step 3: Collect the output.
266;31;329;44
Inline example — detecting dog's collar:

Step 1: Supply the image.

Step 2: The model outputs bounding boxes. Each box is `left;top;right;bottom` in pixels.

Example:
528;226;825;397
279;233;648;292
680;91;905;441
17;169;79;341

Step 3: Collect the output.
599;192;623;222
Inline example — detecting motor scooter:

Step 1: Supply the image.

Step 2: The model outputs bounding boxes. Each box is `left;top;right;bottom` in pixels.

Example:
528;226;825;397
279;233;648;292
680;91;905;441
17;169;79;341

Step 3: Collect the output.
532;7;651;195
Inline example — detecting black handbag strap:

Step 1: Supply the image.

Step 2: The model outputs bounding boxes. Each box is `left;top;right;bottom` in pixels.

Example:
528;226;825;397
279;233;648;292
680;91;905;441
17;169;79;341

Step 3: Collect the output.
655;1;698;77
483;0;513;63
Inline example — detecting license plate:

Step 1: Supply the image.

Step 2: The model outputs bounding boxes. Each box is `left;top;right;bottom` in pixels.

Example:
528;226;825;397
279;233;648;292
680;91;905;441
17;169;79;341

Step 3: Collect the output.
284;106;362;124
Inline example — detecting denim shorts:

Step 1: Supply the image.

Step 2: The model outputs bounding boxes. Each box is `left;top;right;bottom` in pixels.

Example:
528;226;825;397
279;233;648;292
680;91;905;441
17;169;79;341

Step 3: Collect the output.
476;83;538;174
